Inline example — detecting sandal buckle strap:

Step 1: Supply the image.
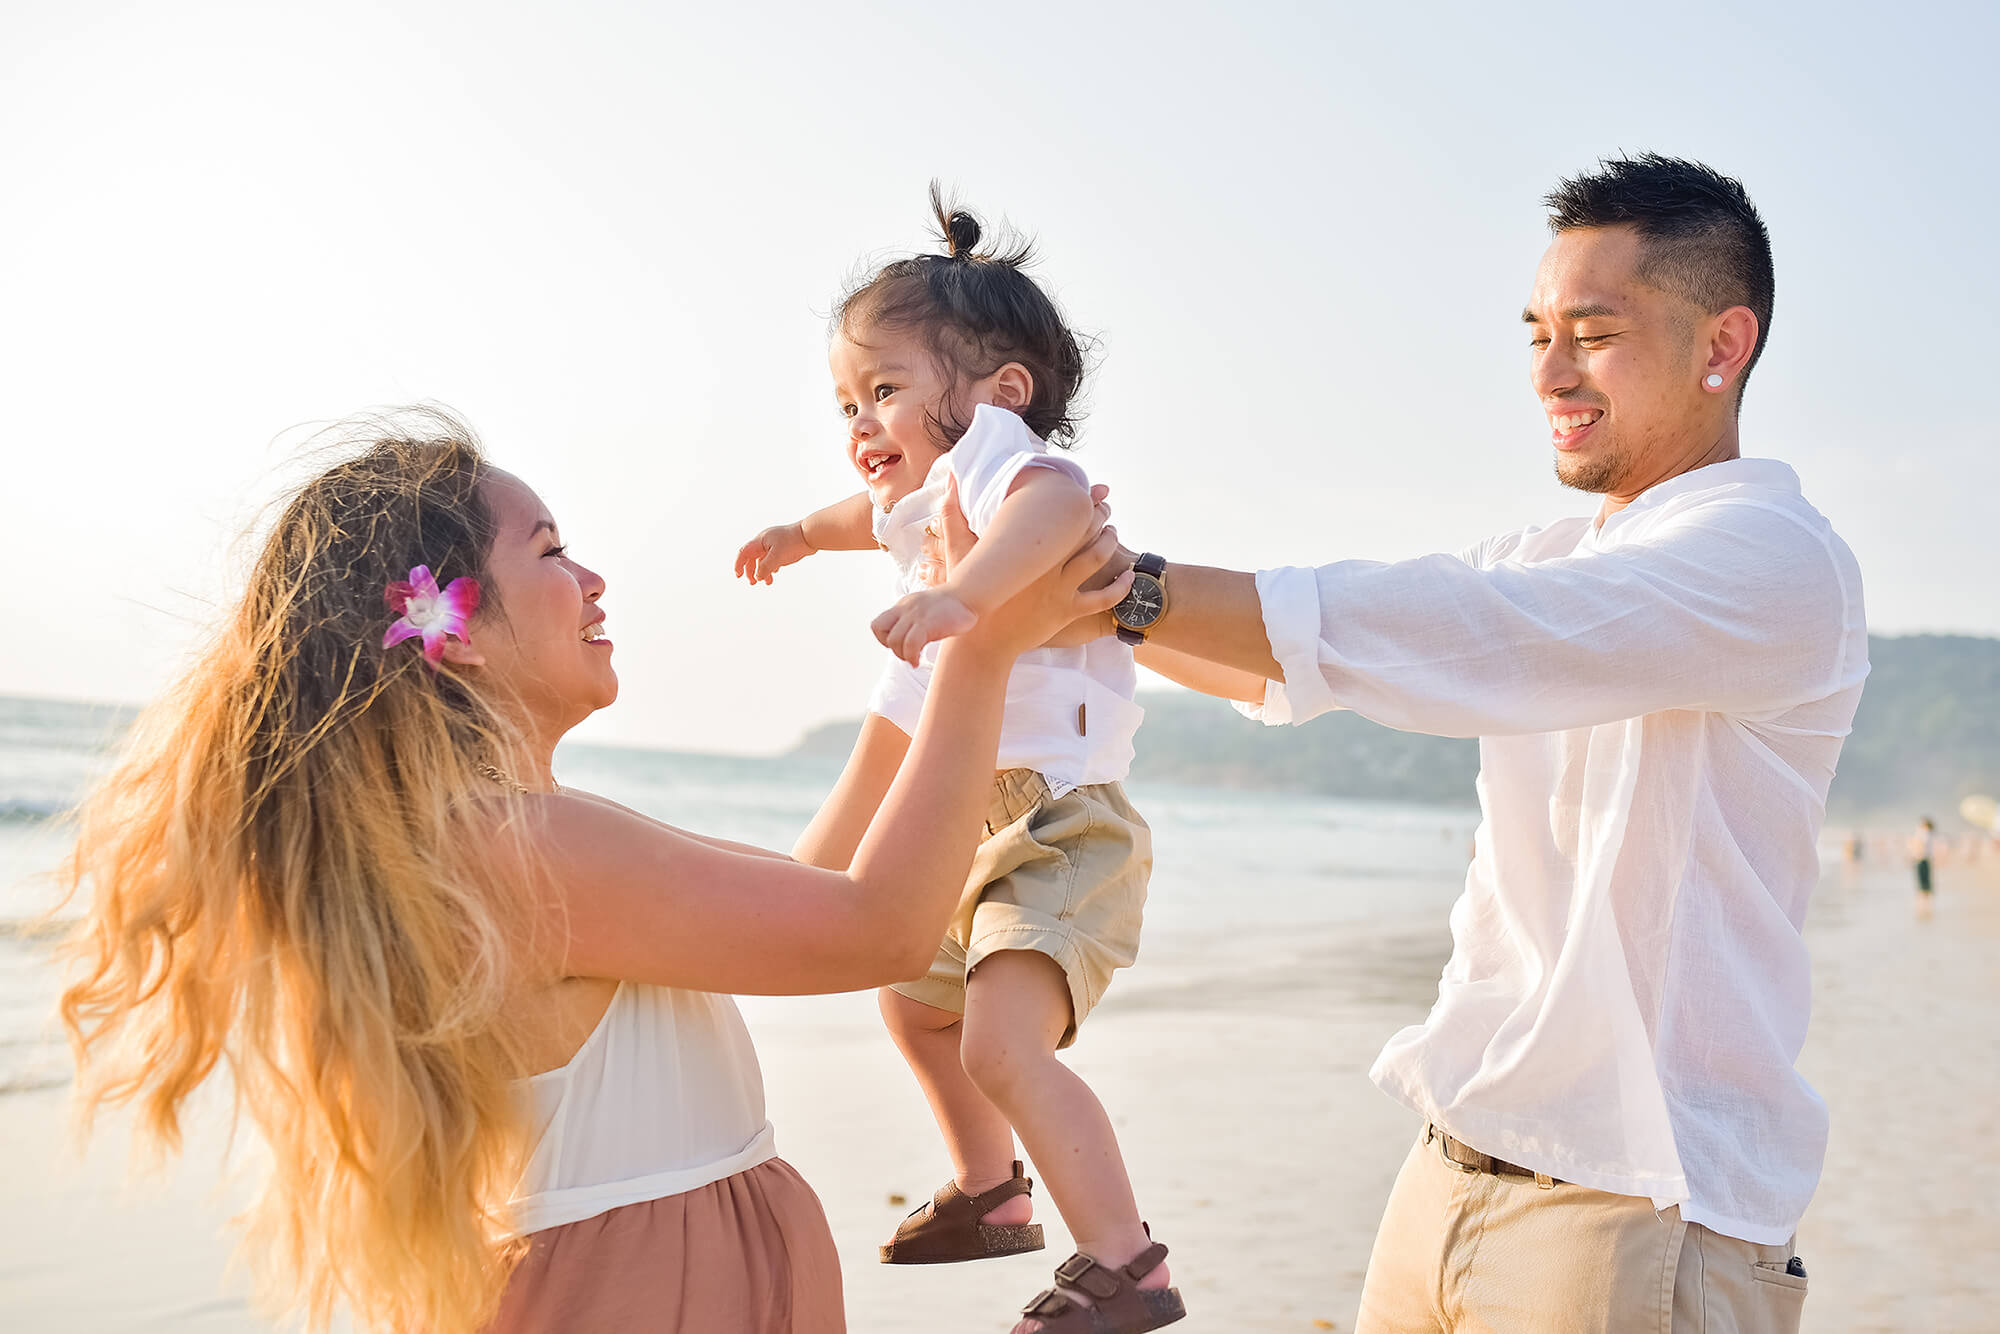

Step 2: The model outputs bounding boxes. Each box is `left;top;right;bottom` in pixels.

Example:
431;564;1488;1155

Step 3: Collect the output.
968;1160;1034;1213
1022;1287;1072;1317
1052;1252;1122;1300
912;1161;1034;1234
1122;1241;1169;1282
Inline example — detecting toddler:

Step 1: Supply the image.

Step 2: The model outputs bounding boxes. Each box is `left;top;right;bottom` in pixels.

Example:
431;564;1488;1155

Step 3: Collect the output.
734;189;1184;1334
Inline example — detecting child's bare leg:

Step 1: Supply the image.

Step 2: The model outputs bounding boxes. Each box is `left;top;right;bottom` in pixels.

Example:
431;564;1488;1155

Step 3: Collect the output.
878;987;1033;1225
958;951;1169;1296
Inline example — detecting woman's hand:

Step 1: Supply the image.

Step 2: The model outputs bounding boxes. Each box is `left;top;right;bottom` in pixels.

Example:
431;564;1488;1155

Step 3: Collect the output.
921;479;1117;582
1045;483;1133;646
922;479;1129;649
958;518;1133;659
916;476;975;587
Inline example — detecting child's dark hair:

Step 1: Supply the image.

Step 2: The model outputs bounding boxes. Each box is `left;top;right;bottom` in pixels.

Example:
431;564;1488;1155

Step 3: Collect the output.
836;182;1087;448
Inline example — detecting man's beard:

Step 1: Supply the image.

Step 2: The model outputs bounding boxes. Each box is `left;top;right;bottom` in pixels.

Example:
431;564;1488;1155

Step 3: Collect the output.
1554;442;1629;494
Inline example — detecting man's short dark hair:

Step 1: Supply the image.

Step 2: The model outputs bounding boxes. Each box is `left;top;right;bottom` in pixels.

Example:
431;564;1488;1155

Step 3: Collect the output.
1545;154;1775;402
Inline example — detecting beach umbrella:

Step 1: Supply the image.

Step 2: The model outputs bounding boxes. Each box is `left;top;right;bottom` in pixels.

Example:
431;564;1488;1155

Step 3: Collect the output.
1960;794;1999;834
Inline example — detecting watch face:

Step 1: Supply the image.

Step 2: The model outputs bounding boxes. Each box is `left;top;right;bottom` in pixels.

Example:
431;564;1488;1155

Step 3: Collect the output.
1116;573;1166;629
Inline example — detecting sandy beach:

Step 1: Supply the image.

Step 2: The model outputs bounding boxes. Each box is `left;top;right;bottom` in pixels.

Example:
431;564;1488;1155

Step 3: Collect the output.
2;848;1994;1332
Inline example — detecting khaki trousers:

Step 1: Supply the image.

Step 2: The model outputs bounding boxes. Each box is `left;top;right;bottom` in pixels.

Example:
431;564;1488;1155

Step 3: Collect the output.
1355;1127;1809;1334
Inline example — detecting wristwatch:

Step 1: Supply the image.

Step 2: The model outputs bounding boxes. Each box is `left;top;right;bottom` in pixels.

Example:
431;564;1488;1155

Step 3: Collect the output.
1110;553;1168;646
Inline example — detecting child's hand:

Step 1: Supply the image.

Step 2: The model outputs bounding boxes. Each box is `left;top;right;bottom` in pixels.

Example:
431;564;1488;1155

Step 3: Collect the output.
734;523;812;585
871;587;980;666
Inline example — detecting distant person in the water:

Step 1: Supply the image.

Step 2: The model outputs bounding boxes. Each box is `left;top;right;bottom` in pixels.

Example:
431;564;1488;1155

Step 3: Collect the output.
1910;817;1936;918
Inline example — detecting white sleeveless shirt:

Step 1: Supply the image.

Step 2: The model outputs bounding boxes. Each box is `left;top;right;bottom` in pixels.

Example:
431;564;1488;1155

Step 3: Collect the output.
510;981;777;1235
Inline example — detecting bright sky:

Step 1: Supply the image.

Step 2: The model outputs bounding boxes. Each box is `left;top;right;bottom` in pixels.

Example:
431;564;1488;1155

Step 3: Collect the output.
5;1;1995;755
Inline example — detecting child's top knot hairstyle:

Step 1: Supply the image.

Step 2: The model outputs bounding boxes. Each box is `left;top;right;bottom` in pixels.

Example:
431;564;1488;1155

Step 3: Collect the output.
837;181;1088;447
941;205;982;259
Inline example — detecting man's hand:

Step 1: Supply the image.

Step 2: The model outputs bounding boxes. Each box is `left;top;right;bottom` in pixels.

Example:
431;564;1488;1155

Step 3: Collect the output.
734;523;813;585
871;586;980;666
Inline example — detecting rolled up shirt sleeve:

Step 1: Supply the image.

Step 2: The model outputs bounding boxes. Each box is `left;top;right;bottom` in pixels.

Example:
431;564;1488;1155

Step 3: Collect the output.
1233;564;1342;725
1238;501;1859;737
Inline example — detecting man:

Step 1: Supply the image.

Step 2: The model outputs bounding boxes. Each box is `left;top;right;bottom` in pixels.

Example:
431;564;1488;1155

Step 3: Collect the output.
1108;155;1868;1332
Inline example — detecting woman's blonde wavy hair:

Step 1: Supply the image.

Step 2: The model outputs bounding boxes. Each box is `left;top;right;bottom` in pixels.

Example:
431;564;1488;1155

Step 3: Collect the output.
58;409;544;1333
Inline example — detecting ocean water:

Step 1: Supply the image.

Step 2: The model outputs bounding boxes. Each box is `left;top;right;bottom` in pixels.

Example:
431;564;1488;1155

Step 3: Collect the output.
0;694;1481;1096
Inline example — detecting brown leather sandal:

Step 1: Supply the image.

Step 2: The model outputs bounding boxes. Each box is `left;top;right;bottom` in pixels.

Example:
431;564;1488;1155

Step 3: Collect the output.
878;1160;1046;1264
1011;1240;1186;1332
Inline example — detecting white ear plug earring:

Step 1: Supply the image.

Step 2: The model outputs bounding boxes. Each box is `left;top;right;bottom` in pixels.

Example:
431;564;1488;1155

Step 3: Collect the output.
1705;374;1724;389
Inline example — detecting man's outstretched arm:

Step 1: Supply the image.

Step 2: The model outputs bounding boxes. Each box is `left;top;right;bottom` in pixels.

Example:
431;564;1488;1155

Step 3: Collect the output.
1087;504;1859;738
1083;553;1282;681
1169;510;1858;738
1133;642;1269;704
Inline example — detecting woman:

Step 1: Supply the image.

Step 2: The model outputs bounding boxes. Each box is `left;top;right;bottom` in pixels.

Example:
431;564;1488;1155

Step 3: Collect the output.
55;409;1128;1334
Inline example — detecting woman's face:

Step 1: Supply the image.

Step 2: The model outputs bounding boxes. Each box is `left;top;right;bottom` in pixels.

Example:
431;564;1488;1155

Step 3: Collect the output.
465;470;616;738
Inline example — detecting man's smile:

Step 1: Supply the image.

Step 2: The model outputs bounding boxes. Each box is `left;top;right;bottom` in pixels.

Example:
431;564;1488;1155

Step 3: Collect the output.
1549;407;1604;449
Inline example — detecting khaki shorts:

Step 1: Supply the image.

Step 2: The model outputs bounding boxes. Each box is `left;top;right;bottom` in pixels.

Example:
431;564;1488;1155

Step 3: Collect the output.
1356;1125;1808;1333
890;769;1151;1048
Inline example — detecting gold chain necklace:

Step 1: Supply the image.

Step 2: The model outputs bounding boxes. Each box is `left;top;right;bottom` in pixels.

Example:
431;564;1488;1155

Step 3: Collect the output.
476;762;531;795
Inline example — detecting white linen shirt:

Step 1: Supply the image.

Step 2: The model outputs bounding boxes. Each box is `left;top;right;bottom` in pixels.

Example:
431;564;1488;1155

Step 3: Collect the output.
868;404;1142;795
1241;458;1867;1244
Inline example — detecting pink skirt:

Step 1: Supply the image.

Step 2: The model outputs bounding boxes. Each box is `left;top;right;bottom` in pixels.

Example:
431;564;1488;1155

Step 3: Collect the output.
486;1157;845;1333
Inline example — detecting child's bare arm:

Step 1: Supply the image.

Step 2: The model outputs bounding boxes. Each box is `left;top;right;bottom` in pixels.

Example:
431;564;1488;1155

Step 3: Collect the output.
947;470;1094;614
792;713;911;870
801;492;879;552
872;469;1093;665
735;493;877;585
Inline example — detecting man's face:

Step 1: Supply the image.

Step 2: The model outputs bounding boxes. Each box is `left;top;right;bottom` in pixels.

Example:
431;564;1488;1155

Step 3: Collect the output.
1524;225;1708;496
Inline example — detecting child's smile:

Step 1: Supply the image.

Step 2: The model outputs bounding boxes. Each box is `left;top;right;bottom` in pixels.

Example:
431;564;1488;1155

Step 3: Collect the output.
857;444;906;486
829;327;955;511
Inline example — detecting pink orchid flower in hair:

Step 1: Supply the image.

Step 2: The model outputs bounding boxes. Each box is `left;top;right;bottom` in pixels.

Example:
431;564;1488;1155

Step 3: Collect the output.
383;565;481;668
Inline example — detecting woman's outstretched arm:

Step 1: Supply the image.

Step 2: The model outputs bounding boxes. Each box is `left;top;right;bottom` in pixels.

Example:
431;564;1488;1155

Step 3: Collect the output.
527;531;1132;997
558;787;795;861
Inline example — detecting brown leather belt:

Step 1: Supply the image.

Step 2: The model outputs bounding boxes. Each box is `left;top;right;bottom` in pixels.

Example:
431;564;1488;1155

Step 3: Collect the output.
1425;1123;1562;1187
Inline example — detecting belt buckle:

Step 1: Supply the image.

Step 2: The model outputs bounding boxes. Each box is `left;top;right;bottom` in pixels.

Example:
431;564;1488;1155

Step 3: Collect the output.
1431;1122;1559;1188
1429;1124;1479;1174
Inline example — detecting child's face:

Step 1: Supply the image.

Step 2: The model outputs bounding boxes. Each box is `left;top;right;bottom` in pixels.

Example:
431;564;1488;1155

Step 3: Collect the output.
830;325;965;511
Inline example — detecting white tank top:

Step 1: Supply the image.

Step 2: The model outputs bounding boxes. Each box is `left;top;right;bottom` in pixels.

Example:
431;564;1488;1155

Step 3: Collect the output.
510;981;777;1235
